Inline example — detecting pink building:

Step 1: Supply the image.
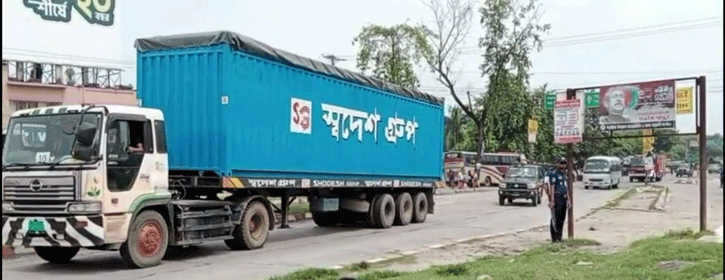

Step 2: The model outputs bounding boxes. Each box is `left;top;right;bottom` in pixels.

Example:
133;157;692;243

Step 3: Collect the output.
2;60;137;131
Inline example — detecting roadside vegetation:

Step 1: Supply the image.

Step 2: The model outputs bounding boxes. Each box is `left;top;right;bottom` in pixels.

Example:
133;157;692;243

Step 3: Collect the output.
269;229;722;280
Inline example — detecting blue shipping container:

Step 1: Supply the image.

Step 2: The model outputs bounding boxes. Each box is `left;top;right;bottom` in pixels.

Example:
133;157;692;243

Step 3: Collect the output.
136;32;444;181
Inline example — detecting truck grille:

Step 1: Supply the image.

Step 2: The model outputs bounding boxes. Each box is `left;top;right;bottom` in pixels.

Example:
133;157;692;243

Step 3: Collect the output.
589;178;603;182
506;183;527;189
3;177;77;213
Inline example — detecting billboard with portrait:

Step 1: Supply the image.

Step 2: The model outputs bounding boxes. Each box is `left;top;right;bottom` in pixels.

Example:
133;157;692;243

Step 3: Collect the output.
598;79;676;131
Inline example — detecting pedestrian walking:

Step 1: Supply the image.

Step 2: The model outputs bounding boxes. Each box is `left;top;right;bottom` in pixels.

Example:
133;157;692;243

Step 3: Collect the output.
544;157;572;243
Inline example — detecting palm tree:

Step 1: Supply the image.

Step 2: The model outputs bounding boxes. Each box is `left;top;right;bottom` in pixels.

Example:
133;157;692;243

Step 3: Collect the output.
445;107;466;151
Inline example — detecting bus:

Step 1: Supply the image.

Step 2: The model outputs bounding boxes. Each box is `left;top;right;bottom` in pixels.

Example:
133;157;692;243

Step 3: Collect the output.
444;151;477;186
582;156;622;189
478;152;526;187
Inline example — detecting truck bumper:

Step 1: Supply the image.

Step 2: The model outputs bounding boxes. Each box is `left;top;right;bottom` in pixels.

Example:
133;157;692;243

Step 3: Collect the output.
499;189;537;198
584;181;611;187
2;215;104;247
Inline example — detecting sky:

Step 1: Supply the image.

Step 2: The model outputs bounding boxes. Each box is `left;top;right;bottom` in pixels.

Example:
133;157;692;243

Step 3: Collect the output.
4;0;722;134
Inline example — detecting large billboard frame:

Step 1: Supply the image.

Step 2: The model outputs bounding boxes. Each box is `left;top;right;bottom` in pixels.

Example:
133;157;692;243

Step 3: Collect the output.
557;76;708;240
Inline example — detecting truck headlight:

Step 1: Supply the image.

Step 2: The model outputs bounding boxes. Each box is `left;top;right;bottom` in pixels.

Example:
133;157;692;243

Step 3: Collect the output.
527;183;537;189
2;202;13;212
68;202;101;213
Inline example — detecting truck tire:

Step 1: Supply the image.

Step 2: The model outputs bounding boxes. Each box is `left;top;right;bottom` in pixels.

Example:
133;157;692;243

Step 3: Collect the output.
34;247;80;264
499;195;505;205
483;177;492;187
371;194;395;228
411;192;428;223
531;197;537;207
311;211;338;227
393;192;413;226
224;201;269;250
120;210;169;268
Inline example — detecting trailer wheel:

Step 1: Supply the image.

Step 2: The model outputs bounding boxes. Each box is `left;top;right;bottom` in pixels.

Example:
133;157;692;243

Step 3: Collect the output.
225;201;269;250
34;247;80;264
311;211;338;227
393;192;413;226
411;192;428;223
121;210;169;268
371;194;395;228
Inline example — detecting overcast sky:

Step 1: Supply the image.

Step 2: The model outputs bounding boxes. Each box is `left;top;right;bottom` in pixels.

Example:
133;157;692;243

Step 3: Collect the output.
9;0;712;134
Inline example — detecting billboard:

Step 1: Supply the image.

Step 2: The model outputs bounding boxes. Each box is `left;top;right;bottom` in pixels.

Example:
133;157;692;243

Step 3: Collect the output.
2;0;123;69
554;99;584;144
598;79;676;131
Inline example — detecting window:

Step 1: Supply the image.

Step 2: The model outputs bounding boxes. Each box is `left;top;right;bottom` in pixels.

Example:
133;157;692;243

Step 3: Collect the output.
11;101;39;111
154;121;167;153
106;118;150;192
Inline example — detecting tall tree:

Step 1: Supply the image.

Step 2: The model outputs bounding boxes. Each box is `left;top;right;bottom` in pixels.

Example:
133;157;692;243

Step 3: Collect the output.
478;0;549;157
353;23;432;88
422;0;479;137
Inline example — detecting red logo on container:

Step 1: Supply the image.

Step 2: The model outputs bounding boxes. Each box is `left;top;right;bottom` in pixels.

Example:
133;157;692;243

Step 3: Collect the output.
293;102;310;130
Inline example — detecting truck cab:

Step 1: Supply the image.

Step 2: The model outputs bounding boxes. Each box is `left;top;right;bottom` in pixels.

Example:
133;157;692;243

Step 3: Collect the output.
2;105;174;266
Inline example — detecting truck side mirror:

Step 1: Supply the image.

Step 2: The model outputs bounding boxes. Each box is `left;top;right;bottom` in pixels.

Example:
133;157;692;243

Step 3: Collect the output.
75;122;97;147
72;122;97;161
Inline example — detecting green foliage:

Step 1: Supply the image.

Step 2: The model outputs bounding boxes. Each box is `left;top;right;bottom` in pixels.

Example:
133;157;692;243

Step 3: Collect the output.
353;23;432;89
268;268;338;280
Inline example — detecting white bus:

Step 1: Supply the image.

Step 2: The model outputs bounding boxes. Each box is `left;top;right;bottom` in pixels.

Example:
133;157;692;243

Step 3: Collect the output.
444;151;478;186
583;156;623;190
478;152;526;187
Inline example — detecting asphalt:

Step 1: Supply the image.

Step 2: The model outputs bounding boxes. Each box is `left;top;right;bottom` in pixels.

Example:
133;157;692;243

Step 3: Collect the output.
2;180;624;280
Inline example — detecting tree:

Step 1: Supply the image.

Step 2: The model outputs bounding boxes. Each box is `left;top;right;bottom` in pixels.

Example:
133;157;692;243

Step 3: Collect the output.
422;0;478;138
353;23;432;88
477;0;549;158
445;106;468;150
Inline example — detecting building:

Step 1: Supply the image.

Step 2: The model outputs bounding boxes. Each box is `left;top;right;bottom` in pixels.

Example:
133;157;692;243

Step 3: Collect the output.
2;60;137;131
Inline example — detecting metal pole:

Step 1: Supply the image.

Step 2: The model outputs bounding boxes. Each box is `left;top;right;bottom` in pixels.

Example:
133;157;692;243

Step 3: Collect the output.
567;143;574;239
698;76;707;232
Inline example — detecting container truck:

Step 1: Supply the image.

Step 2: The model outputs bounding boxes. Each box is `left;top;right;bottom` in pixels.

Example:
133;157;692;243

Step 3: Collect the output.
1;31;444;268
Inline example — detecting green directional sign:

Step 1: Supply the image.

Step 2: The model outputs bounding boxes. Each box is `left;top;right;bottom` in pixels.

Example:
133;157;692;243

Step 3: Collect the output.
544;93;556;109
585;90;600;108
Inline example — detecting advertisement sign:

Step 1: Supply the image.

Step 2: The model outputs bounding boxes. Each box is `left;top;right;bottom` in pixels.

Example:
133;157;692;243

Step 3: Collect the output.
528;119;538;143
598;79;676;131
676;86;694;114
554;99;584;144
3;0;122;68
643;129;654;152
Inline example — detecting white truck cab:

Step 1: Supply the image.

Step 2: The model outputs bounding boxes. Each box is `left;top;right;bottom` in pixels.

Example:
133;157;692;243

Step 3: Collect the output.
2;105;172;265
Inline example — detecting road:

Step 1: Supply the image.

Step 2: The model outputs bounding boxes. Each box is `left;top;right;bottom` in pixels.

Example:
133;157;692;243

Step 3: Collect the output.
0;180;651;280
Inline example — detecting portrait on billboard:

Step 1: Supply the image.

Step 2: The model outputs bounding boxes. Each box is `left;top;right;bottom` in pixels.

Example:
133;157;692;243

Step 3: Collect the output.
598;80;675;131
599;86;636;124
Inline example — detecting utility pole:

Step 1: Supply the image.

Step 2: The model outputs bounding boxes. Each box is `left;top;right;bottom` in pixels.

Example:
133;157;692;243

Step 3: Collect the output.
321;54;347;66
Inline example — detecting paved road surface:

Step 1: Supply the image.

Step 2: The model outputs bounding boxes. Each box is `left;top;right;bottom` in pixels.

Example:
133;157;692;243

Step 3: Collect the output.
1;180;656;280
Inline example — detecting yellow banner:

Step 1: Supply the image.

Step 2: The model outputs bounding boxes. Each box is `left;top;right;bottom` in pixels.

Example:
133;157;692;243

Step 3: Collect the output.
643;129;654;152
528;119;538;133
676;86;693;114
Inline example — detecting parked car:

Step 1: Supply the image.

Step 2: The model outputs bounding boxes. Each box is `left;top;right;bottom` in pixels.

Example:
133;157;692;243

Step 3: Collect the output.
498;164;545;206
708;163;722;174
676;165;693;177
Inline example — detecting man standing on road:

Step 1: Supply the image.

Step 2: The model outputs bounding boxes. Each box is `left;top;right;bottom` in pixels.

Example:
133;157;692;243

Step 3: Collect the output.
544;157;572;243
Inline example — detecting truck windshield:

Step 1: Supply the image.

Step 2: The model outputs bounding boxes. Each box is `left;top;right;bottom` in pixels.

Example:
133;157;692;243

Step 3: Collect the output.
584;159;610;173
630;157;644;166
506;167;536;178
2;113;102;167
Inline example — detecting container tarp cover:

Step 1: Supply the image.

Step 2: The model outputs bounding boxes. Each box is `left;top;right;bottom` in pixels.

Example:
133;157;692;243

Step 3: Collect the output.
134;31;443;106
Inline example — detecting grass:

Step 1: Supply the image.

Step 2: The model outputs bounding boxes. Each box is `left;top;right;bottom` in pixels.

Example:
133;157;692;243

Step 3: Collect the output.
270;230;723;280
288;203;310;215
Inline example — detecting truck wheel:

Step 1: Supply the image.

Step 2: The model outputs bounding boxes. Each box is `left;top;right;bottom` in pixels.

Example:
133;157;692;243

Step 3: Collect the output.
585;185;589;189
224;201;269;250
508;198;513;204
34;247;80;264
411;192;428;223
499;195;505;205
311;211;338;227
372;194;395;228
630;177;633;182
483;177;492;187
531;197;537;207
121;210;169;268
393;193;413;226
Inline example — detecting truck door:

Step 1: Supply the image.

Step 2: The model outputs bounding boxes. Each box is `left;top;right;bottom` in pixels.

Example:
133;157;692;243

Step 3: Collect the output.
104;114;155;214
